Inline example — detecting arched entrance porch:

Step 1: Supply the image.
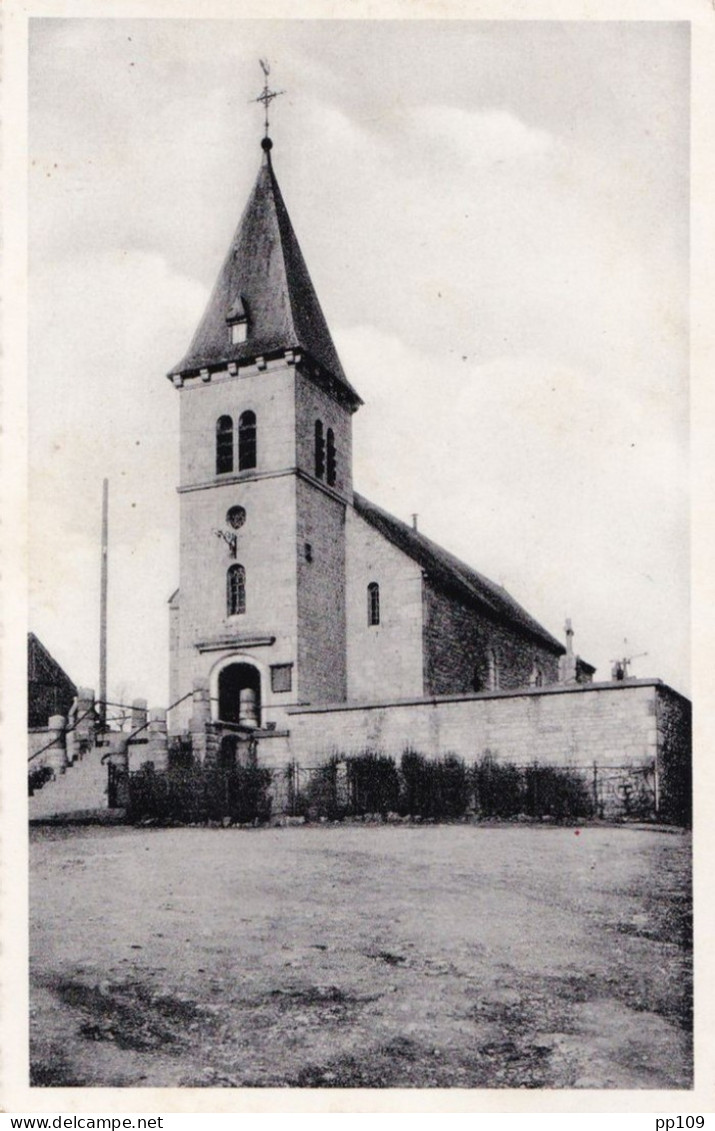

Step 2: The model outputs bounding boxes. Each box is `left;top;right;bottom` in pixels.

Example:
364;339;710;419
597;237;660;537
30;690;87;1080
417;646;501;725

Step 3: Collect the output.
216;661;261;728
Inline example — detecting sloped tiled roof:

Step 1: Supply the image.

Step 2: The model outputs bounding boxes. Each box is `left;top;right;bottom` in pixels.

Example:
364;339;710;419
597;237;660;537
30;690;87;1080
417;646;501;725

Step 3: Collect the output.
169;143;361;406
353;494;564;655
28;632;78;691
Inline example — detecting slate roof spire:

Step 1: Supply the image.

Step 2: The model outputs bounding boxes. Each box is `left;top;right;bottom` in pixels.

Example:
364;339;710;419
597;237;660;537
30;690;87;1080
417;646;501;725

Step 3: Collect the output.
168;126;361;408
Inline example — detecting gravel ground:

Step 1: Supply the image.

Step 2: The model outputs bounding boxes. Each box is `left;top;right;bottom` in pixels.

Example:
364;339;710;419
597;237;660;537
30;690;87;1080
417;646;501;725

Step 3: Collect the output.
29;822;692;1089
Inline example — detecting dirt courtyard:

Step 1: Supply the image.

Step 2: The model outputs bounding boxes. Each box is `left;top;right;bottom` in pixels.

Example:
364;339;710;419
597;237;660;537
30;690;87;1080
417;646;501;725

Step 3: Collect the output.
29;823;692;1090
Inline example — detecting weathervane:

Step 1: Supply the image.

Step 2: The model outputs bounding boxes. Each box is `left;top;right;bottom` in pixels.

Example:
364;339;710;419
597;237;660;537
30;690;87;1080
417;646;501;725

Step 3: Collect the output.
251;59;285;140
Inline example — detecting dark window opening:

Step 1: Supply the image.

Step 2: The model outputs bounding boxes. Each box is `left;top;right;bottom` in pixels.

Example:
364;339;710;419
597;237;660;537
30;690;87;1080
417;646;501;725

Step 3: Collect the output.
238;410;257;471
367;581;380;626
218;662;260;727
226;505;246;529
227;563;246;616
314;419;325;479
304;542;313;563
216;415;233;475
226;295;249;346
271;664;293;693
327;428;337;486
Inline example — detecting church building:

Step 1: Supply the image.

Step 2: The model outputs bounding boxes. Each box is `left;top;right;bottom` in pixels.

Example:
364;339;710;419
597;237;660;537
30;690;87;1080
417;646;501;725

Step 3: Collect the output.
28;100;690;827
166;130;570;738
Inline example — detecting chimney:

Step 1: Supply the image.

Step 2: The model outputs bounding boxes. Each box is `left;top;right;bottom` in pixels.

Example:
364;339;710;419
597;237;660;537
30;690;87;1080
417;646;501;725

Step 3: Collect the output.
411;513;418;531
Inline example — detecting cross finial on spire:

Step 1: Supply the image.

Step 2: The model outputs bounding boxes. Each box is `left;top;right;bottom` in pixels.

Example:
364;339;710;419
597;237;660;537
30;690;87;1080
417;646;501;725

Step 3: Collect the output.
251;59;285;146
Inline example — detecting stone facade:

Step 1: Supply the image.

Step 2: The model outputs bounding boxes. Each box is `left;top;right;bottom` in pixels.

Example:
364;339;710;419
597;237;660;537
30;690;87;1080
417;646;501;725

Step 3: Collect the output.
655;684;692;824
295;476;348;706
422;581;561;696
294;368;353;500
169;355;357;732
345;507;424;701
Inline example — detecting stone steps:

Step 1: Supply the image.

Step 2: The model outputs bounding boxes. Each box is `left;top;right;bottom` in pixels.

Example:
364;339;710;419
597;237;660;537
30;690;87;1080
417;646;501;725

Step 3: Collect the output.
29;747;110;820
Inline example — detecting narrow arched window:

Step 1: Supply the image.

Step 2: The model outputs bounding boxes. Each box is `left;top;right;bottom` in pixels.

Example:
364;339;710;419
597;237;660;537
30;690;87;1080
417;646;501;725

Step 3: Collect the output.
314;420;325;479
327;428;336;486
216;415;233;475
367;582;380;626
488;648;500;690
227;563;246;616
238;411;257;471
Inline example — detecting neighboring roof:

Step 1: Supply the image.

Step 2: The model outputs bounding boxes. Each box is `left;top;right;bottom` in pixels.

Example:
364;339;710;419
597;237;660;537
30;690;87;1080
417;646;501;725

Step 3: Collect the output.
28;633;77;691
353;494;565;655
169;142;361;407
28;633;78;728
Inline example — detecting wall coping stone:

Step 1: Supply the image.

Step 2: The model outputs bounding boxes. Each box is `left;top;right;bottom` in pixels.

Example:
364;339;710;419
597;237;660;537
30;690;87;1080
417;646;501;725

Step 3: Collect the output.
287;678;680;718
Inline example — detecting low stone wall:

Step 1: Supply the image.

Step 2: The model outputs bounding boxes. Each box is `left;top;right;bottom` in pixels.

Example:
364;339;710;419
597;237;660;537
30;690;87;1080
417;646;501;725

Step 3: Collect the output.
282;679;690;821
286;680;673;768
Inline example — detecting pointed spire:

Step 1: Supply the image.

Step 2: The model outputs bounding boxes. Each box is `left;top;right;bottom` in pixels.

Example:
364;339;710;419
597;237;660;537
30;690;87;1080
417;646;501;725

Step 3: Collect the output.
168;117;361;408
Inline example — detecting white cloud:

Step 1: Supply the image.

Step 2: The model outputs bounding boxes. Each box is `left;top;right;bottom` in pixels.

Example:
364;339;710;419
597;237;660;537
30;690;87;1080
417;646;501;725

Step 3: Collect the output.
405;105;556;166
29;249;203;701
26;21;690;701
337;323;688;691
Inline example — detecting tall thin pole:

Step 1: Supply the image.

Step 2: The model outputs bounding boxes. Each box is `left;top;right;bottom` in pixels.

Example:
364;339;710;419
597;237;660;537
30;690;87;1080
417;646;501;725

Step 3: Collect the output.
99;478;108;732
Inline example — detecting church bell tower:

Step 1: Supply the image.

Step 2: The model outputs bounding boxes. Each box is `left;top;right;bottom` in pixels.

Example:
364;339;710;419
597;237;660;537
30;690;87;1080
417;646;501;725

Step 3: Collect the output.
167;104;362;736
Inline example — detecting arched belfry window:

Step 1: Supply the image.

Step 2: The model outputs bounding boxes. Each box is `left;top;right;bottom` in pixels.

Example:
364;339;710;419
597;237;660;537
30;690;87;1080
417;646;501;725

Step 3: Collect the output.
238;411;257;471
367;582;380;626
327;428;337;487
216;415;233;475
314;420;326;479
227;563;246;616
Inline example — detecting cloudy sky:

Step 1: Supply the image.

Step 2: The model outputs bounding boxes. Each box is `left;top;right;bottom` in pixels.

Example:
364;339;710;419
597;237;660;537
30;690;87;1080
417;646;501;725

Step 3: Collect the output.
28;18;690;706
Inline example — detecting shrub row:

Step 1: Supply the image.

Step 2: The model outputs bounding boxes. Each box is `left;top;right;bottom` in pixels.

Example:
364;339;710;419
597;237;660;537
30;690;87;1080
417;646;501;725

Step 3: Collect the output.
127;761;272;824
124;749;604;825
294;750;595;822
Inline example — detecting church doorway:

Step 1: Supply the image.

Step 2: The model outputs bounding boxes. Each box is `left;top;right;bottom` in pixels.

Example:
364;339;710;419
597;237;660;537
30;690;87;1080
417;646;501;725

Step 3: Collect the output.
217;662;261;728
218;732;256;770
219;734;239;770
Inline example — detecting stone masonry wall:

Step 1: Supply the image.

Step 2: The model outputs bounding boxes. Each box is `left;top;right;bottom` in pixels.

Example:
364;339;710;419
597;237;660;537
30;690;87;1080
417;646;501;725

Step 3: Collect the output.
173;474;299;732
294;368;353;500
345;507;424;702
422;581;561;696
171;360;300;732
286;680;667;770
655;685;692;824
296;478;348;705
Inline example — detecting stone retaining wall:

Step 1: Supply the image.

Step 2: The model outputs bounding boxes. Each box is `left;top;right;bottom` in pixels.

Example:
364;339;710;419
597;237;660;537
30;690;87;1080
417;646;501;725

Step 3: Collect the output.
285;680;689;787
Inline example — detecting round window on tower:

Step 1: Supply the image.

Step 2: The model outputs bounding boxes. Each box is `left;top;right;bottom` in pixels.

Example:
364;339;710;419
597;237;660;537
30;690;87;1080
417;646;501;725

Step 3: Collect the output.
226;505;246;530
